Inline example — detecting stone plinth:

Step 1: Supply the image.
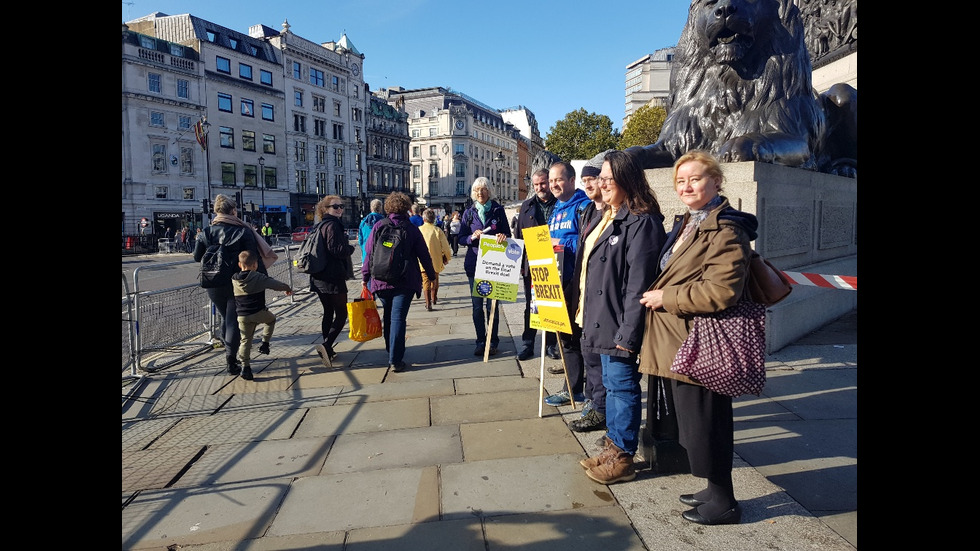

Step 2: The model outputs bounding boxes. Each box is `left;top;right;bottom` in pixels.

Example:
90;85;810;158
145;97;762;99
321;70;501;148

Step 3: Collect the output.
644;162;857;353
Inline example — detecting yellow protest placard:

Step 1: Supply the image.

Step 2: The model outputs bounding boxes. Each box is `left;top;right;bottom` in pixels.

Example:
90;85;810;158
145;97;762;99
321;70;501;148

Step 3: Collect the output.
523;225;572;334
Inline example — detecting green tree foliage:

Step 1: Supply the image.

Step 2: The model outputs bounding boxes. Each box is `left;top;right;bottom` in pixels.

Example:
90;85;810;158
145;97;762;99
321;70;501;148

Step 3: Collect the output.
544;108;620;161
618;104;667;149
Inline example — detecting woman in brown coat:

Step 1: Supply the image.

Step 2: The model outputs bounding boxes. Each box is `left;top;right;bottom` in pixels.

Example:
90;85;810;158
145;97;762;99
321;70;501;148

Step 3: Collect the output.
638;150;758;526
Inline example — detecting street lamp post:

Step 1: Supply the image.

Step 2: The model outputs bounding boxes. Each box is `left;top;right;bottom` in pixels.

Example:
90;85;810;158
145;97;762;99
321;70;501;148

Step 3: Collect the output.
201;119;212;224
493;150;505;199
258;156;266;227
356;138;365;220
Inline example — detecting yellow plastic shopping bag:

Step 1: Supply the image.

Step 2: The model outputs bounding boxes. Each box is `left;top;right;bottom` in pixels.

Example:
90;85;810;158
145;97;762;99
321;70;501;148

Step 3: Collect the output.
348;287;382;342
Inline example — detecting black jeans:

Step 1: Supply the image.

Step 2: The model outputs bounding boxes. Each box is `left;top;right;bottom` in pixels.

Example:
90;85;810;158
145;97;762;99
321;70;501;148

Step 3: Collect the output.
313;288;348;349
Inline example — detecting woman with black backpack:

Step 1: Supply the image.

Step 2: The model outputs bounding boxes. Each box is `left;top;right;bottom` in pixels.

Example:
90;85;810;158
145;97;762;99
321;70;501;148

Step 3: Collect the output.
194;194;278;375
310;195;355;368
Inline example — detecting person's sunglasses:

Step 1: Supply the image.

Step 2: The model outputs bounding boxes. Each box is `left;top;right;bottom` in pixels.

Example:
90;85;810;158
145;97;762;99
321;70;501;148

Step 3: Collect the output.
328;204;345;210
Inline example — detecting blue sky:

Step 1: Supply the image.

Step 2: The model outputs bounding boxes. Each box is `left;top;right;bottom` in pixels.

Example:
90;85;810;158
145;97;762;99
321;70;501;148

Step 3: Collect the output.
122;0;690;136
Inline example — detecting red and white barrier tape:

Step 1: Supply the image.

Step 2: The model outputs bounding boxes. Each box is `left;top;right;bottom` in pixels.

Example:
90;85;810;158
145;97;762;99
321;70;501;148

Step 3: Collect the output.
780;271;857;291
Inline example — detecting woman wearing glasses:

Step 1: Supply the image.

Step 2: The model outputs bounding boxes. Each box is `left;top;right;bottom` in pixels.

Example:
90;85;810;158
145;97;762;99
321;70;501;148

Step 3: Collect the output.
310;195;355;367
577;150;666;485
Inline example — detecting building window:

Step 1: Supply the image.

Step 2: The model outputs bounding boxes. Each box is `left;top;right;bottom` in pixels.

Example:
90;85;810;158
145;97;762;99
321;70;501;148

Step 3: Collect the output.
152;143;167;173
456;181;466;195
315;143;326;164
239;63;252;80
241;99;254;117
312;95;325;112
264;166;277;189
262;134;276;154
310;68;325;87
332;123;344;141
219;126;234;149
429;127;437;137
170;44;183;57
353;85;359;98
455;143;464;155
260;70;272;86
295;140;307;162
228;38;238;50
140;35;155;49
244;164;258;188
183;187;195;199
314;118;326;137
150;111;165;128
221;162;236;186
216;56;231;74
331;75;340;92
429;145;437;157
430;183;439;196
412;146;420;158
218;93;232;112
155;186;168;199
294;90;303;107
316;172;327;195
293;114;307;133
455;162;466;178
180;147;194;175
292;61;301;79
242;130;256;151
333;102;341;117
177;79;188;99
296;169;308;193
334;147;343;167
261;103;274;121
412;129;420;137
413;165;421;180
429;163;438;178
148;72;161;93
206;31;216;42
352;107;361;122
384;172;391;191
334;174;343;195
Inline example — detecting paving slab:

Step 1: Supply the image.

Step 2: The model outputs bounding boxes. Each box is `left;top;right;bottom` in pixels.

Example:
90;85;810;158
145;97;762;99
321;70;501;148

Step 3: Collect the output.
267;467;439;535
440;453;614;519
148;409;306;449
172;436;334;487
459;417;585;461
291;397;431;438
322;424;462;473
122;478;292;550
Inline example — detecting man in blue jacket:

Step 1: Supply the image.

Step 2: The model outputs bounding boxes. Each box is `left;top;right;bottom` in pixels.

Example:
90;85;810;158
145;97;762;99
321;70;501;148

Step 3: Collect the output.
544;161;590;407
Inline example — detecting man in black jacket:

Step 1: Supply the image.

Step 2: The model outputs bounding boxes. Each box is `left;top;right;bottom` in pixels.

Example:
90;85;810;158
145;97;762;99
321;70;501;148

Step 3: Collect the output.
512;168;558;361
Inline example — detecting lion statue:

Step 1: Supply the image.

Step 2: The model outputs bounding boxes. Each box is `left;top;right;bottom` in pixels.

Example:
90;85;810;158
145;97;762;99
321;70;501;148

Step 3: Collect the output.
627;0;856;177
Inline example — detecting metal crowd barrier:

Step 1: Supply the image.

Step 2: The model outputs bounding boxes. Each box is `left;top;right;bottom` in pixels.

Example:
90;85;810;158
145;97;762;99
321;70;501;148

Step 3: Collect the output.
122;240;361;387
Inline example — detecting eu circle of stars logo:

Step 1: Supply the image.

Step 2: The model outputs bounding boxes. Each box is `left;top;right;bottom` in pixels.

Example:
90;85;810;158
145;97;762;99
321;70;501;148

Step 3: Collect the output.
476;280;493;297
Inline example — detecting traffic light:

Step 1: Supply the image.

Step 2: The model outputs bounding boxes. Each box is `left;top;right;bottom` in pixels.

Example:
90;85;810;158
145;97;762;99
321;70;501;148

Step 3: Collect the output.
235;191;244;211
202;198;208;212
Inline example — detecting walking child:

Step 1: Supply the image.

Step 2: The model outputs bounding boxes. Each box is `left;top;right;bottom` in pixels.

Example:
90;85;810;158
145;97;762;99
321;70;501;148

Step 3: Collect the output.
232;250;292;380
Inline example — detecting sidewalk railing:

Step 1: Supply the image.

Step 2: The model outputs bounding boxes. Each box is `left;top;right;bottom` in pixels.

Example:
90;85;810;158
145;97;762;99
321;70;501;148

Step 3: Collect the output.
122;243;352;381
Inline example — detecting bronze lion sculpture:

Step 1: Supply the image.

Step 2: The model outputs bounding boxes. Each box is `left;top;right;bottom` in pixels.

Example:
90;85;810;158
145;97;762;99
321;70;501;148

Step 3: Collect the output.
627;0;856;177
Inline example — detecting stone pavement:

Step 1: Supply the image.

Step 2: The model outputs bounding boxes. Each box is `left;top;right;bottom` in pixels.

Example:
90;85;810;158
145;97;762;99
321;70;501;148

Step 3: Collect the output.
122;255;857;550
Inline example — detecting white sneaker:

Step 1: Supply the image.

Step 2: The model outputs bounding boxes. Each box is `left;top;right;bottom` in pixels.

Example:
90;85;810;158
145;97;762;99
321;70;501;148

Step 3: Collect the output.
314;343;332;368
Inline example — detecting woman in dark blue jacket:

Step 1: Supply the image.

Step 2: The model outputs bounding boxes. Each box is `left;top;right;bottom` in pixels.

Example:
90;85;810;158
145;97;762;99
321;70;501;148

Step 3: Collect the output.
576;150;667;485
458;177;511;356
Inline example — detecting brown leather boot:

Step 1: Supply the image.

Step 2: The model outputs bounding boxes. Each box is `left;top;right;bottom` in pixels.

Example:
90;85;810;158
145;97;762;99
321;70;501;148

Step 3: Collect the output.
579;435;614;469
585;442;636;484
